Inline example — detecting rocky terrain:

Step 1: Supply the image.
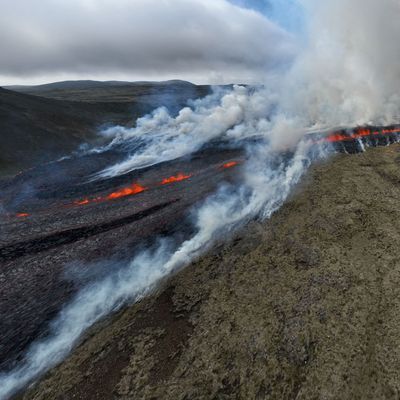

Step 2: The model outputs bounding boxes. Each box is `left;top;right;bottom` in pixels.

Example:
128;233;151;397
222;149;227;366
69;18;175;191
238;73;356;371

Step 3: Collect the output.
18;144;400;400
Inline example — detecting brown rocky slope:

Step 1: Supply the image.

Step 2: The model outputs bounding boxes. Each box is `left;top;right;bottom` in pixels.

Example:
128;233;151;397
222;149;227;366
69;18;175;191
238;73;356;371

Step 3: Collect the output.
22;144;400;400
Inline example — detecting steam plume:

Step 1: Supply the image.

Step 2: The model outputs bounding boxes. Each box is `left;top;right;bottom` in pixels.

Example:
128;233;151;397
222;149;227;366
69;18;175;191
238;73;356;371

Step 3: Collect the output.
95;0;400;179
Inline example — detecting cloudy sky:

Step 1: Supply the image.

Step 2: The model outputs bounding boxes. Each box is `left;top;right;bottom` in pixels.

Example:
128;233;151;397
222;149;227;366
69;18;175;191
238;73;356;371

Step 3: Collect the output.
0;0;301;85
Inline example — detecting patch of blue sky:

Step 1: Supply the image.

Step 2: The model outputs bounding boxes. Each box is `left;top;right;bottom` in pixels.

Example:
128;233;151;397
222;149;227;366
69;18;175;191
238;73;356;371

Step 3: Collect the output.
230;0;305;35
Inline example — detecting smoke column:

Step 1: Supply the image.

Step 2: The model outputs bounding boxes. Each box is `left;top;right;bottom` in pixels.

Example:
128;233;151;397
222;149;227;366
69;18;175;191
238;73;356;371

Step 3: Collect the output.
1;0;399;398
95;0;400;180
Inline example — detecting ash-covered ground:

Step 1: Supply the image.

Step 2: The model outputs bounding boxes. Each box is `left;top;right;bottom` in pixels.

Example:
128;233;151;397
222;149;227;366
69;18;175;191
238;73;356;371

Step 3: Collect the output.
19;144;400;400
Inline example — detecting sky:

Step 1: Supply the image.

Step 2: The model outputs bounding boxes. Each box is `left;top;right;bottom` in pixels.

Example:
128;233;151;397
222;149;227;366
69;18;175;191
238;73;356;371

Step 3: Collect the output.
0;0;301;86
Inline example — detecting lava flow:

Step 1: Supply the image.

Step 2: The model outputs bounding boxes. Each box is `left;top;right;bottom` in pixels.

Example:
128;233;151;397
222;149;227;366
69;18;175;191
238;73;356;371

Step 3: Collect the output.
17;162;242;217
16;213;29;218
161;173;192;185
71;165;238;209
325;127;400;143
107;184;147;200
74;199;90;206
73;183;147;207
222;161;240;169
73;171;198;207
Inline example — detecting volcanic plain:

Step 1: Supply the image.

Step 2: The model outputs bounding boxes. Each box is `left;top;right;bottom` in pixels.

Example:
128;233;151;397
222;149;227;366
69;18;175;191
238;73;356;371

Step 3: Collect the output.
14;143;400;400
2;82;400;400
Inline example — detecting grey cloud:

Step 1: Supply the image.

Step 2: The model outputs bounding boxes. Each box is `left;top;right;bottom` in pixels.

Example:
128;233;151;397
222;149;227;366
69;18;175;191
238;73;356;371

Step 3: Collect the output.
0;0;296;83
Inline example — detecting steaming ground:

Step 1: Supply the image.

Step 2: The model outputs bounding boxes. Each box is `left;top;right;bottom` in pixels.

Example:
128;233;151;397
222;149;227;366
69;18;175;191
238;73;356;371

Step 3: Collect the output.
0;144;243;374
15;143;400;400
0;119;317;399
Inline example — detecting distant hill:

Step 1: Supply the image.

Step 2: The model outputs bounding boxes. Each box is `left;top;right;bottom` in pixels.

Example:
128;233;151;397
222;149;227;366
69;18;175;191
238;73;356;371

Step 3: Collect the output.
5;80;211;103
7;79;194;91
0;81;212;176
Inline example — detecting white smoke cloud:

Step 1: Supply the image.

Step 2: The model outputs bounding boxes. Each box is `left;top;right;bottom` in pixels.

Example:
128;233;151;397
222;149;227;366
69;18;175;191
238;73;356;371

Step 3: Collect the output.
95;86;276;177
283;0;400;127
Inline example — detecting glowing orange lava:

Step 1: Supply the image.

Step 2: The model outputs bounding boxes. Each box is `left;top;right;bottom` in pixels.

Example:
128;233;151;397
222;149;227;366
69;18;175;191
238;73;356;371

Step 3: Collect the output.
71;163;240;209
16;213;29;218
222;161;240;169
74;199;90;206
382;128;400;134
106;183;147;200
72;183;147;207
325;133;348;143
161;173;192;185
325;127;400;143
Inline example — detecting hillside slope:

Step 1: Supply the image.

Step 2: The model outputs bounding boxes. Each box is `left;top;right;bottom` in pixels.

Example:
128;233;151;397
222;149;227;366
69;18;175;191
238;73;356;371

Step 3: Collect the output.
0;82;210;176
21;144;400;400
6;80;211;103
0;87;130;176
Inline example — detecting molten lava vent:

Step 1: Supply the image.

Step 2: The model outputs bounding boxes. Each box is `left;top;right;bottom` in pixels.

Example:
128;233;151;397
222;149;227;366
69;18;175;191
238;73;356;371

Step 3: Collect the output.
161;173;192;185
314;125;400;153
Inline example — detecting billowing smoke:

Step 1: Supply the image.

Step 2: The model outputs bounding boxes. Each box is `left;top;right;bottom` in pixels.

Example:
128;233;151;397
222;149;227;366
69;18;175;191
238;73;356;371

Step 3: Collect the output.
96;86;277;177
1;0;399;398
95;0;400;178
283;0;400;128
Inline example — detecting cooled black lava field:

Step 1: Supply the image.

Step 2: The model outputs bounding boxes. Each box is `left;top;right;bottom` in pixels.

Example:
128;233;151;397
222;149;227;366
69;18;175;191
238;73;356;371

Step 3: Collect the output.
0;143;243;372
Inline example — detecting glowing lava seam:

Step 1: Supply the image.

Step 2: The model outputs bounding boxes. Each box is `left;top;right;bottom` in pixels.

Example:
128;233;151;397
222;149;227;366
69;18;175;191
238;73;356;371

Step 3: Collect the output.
73;183;148;206
322;127;400;144
161;173;192;185
72;166;240;208
16;213;30;218
72;172;196;207
14;163;242;218
107;183;147;200
222;161;240;169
